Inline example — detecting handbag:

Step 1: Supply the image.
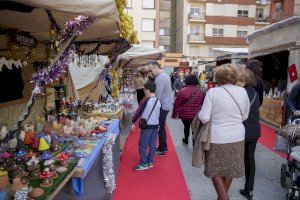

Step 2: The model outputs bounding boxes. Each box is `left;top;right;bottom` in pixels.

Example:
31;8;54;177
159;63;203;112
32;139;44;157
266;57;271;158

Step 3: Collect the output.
139;98;159;129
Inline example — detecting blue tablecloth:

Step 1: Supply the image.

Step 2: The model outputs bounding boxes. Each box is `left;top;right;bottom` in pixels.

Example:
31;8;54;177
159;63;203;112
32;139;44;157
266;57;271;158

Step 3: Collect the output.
72;119;120;197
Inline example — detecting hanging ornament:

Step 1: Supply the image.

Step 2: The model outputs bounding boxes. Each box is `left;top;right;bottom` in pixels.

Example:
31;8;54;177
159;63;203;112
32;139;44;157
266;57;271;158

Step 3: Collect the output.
7;41;19;59
110;68;119;100
25;47;35;63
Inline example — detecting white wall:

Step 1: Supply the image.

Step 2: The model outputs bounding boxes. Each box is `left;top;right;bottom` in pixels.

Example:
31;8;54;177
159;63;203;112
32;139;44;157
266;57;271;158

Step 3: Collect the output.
206;3;256;17
206;24;255;37
224;4;238;17
127;0;157;46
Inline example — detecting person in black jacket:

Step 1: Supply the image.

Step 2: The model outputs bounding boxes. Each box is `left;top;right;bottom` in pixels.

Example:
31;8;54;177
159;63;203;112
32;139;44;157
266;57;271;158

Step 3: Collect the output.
246;59;264;106
237;69;261;200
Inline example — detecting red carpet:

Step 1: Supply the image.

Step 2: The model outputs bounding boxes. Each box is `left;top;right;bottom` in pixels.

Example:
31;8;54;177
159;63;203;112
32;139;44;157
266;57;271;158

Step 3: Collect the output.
114;125;191;200
259;123;286;159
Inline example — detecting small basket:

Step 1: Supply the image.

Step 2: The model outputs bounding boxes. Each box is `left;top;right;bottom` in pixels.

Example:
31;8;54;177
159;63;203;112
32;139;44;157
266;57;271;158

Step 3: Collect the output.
274;134;289;154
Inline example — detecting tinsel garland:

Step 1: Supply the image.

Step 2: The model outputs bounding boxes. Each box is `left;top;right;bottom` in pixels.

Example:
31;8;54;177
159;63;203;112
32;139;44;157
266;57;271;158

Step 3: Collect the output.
102;133;117;194
1;15;96;144
115;0;138;44
110;69;119;100
32;46;74;90
58;15;96;44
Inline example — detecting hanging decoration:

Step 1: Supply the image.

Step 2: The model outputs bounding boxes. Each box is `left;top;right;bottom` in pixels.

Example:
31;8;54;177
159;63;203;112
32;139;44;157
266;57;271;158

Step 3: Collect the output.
58;15;96;44
1;15;96;144
32;46;74;92
72;53;102;68
7;41;19;59
0;57;28;72
6;31;38;63
110;68;119;100
115;0;138;44
102;133;117;194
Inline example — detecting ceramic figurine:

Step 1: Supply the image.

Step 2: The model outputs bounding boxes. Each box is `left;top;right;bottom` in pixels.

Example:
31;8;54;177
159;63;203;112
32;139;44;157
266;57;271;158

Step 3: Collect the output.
38;134;50;152
31;134;39;149
0;126;8;140
24;130;33;146
9;138;18;149
15;150;26;163
27;161;40;179
50;132;60;152
0;152;12;168
14;186;32;200
40;168;53;187
41;151;51;161
57;152;69;167
31;187;44;198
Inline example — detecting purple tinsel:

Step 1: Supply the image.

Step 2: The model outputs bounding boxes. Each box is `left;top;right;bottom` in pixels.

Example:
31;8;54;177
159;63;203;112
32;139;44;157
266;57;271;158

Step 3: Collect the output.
31;15;95;94
32;46;74;89
59;15;96;44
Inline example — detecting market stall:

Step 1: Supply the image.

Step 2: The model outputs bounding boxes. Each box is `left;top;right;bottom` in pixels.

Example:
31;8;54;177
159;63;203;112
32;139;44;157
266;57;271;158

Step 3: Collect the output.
0;0;137;199
247;16;300;127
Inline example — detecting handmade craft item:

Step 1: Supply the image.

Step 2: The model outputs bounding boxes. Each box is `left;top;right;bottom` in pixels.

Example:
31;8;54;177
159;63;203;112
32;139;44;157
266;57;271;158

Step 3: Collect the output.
40;168;53;187
50;132;60;152
31;187;44;198
57;152;69;167
38;134;50;152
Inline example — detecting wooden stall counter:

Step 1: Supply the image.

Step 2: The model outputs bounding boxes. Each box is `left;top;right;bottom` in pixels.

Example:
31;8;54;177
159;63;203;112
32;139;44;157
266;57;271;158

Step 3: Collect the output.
259;98;285;128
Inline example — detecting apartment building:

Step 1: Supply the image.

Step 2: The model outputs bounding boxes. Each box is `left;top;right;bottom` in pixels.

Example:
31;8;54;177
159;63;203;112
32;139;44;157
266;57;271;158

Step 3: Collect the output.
176;0;271;67
126;0;159;48
159;0;172;52
270;0;300;23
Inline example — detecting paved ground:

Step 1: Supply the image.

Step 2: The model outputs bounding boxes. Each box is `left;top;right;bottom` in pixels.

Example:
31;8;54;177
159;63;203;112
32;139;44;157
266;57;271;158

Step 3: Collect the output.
167;115;287;200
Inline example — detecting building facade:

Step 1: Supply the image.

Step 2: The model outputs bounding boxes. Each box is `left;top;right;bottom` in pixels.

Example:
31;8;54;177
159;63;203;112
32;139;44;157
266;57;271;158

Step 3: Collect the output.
126;0;159;48
270;0;300;23
159;0;172;52
176;0;271;68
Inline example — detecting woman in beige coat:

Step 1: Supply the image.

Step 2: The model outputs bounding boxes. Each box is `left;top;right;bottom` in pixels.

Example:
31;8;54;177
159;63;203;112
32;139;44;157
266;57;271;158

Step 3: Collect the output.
134;72;145;104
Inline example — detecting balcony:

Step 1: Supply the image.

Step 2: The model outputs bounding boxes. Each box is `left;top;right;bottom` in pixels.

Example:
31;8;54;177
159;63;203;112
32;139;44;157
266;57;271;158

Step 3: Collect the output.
187;34;205;44
256;0;271;4
255;15;270;24
188;12;206;22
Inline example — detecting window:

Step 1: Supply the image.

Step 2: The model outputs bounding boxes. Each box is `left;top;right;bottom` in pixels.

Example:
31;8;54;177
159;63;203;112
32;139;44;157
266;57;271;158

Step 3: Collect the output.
141;41;154;48
126;0;132;8
256;8;264;18
237;30;248;38
212;28;223;37
238;10;249;17
143;0;155;9
142;19;154;31
190;46;199;56
190;27;200;35
190;8;200;15
159;28;170;36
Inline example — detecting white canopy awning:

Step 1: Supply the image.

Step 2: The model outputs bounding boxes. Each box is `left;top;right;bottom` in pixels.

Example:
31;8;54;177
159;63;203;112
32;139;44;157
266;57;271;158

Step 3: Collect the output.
116;45;164;68
0;0;121;58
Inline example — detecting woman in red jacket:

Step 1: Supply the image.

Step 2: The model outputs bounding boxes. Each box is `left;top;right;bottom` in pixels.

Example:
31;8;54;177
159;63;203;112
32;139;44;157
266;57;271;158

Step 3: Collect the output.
172;75;205;146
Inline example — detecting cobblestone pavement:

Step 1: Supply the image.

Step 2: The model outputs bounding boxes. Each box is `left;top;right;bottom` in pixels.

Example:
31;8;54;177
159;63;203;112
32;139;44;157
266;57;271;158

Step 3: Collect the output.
167;115;287;200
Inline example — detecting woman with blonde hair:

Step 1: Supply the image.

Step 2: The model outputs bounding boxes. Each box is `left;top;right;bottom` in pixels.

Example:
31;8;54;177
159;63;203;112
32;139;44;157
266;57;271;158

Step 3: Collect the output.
198;64;250;200
237;69;261;200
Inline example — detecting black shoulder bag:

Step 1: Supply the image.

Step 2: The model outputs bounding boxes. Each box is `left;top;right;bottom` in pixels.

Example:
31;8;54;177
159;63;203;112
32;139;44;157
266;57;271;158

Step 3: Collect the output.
139;98;159;129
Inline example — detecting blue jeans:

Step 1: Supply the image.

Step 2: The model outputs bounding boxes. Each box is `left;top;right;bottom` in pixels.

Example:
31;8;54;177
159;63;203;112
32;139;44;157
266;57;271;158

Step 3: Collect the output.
139;128;158;165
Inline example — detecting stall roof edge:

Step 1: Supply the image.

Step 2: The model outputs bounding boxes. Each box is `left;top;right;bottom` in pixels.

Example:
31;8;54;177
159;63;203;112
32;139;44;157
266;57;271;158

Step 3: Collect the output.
247;16;300;40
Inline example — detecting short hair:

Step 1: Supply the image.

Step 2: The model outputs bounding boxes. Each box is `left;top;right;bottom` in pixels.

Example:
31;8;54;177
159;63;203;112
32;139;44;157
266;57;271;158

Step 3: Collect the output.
184;75;199;85
147;61;162;69
144;81;156;93
238;69;256;87
214;64;238;85
246;59;263;78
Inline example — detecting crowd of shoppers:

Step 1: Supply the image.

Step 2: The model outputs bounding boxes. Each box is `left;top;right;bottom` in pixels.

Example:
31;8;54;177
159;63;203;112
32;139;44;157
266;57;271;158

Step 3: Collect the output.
132;60;264;200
